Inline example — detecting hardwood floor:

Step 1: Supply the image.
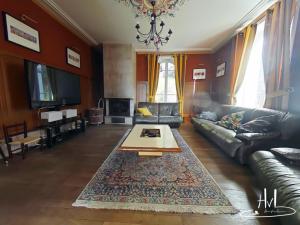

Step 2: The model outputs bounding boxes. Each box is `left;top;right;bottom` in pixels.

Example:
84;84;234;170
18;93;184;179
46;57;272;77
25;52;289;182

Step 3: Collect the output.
0;123;280;225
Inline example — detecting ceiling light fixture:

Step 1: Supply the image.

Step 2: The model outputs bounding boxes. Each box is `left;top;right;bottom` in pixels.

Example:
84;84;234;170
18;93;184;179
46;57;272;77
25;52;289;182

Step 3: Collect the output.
117;0;187;50
135;0;173;50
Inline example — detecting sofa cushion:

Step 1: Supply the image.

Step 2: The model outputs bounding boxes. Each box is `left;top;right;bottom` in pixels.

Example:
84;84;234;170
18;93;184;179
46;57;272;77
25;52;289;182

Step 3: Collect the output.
192;118;216;131
280;113;300;141
159;116;183;124
137;102;158;116
236;115;279;134
217;111;245;131
135;115;158;124
195;111;218;122
137;107;152;116
159;103;173;116
171;104;180;116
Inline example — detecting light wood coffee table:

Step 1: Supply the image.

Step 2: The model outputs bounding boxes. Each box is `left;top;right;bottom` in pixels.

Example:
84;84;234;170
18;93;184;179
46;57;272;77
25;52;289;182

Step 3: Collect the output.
119;124;181;156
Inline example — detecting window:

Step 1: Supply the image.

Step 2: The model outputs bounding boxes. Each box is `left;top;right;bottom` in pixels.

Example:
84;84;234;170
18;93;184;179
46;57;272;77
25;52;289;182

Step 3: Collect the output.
155;56;177;103
236;20;266;108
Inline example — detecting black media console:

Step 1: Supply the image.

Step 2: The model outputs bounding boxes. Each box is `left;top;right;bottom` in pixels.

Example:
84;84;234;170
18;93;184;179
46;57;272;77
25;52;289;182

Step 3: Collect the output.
41;116;86;148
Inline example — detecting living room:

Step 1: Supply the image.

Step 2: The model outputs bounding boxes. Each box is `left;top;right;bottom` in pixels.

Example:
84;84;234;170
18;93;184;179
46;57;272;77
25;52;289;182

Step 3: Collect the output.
0;0;300;225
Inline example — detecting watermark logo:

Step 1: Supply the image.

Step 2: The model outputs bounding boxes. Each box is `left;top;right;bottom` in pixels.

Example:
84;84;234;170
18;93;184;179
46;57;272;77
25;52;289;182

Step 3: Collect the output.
240;188;296;218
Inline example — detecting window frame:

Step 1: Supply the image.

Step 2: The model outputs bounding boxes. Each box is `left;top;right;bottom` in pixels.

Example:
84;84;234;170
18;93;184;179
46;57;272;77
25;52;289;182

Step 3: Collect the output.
155;57;177;103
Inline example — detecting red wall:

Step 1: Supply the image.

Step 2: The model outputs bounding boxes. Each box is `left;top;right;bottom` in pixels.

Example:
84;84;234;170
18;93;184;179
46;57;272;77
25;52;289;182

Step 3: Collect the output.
0;0;92;78
136;54;148;81
136;53;214;116
136;53;213;83
0;0;94;135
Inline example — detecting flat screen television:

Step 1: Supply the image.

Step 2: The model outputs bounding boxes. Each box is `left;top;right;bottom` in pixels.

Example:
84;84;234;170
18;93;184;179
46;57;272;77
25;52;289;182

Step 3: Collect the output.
25;60;81;109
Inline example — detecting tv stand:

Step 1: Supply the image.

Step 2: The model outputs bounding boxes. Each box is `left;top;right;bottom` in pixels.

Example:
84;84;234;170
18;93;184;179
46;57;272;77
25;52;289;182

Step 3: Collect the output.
41;116;86;148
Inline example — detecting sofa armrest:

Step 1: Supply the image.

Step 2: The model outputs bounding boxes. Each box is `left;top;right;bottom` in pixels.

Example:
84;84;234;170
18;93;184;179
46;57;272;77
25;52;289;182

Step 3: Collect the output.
235;132;280;142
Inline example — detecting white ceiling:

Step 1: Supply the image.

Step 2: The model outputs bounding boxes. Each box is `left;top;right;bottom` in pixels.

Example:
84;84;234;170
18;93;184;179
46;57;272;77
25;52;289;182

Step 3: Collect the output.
48;0;268;52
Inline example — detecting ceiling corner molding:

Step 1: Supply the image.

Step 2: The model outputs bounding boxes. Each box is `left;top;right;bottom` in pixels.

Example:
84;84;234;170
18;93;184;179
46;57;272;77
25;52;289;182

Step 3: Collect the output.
34;0;98;46
212;0;278;52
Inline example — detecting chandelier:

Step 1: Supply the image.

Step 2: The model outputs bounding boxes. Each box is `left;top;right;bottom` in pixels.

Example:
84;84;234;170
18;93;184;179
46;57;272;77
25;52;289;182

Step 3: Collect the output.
118;0;186;17
117;0;187;50
135;1;173;50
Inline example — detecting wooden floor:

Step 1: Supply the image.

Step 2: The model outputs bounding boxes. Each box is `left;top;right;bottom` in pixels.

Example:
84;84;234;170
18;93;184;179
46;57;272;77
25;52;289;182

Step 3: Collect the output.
0;123;280;225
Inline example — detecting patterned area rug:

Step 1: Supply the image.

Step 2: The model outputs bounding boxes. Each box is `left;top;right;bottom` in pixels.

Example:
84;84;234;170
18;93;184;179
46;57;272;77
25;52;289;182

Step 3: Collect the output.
73;129;238;214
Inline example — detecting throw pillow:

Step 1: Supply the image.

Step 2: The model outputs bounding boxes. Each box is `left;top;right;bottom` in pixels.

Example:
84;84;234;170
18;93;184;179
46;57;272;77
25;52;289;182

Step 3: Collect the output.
137;107;152;116
236;115;279;134
217;111;245;131
195;111;218;122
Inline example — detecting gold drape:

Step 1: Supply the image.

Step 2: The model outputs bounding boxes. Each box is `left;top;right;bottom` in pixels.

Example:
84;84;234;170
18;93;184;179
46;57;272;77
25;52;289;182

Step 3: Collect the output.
231;25;257;104
173;54;187;116
147;54;160;102
263;0;295;110
229;32;246;104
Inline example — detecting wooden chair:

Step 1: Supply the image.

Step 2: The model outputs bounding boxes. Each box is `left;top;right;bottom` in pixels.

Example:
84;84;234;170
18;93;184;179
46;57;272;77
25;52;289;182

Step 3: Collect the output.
3;121;43;159
0;141;8;165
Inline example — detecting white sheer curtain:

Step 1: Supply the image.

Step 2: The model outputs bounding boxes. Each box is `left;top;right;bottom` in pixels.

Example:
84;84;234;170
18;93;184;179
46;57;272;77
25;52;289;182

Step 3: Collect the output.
236;20;266;108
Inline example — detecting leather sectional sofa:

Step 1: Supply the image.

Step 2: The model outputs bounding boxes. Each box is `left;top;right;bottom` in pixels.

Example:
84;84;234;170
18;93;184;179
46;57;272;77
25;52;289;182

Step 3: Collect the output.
191;104;300;164
249;150;300;225
134;102;183;128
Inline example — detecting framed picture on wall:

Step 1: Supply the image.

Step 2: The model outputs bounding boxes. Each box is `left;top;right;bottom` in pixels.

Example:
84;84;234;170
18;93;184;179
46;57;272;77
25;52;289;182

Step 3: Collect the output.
193;68;206;80
66;48;81;68
216;62;226;77
3;12;40;52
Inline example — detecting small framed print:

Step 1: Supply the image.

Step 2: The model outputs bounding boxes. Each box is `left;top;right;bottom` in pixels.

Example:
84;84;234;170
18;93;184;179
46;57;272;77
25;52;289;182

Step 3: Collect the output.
216;62;226;77
66;48;80;68
3;12;40;52
193;68;206;80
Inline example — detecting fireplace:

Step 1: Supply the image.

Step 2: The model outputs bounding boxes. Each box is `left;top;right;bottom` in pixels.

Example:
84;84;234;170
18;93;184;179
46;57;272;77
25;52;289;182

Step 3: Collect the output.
108;98;130;116
105;98;134;124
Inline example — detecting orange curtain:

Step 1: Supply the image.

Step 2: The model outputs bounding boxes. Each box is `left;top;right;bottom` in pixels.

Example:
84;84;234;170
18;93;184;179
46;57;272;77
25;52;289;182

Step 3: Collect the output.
231;25;257;104
173;54;187;116
147;54;160;102
263;0;296;110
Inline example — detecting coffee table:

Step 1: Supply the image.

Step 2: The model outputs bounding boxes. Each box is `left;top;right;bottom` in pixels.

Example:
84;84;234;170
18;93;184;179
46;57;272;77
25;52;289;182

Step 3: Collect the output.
119;124;181;156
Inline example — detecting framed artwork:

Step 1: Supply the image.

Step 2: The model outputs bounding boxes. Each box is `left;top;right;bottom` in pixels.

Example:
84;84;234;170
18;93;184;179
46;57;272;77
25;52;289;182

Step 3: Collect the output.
66;48;80;68
193;68;206;80
3;12;40;52
216;62;226;77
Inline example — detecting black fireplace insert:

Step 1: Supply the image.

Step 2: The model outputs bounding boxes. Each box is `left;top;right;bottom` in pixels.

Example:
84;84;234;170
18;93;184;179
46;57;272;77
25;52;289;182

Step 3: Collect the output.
108;98;130;117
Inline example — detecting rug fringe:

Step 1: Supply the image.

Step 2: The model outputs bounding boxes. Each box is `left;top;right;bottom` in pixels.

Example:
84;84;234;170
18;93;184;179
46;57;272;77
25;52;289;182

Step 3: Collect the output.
72;200;239;214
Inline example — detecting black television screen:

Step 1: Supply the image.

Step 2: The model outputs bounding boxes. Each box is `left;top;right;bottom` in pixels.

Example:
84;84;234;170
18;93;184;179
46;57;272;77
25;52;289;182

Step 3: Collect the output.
25;60;81;109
